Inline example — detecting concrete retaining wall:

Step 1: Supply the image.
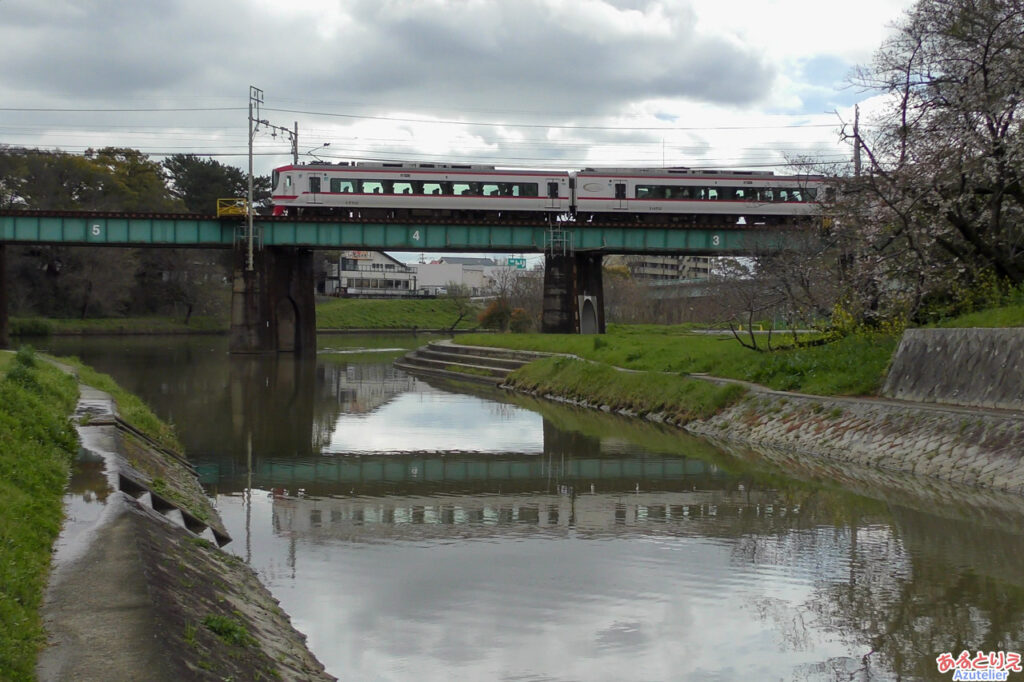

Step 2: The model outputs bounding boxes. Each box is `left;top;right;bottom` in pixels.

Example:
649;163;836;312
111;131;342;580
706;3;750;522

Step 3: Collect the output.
882;328;1024;410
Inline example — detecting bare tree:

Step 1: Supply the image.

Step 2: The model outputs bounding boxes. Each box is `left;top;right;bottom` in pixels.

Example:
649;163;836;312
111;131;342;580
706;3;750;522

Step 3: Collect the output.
443;282;476;330
846;0;1024;315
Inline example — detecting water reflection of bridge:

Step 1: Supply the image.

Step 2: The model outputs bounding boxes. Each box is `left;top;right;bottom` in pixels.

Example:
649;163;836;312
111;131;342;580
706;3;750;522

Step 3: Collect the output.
270;488;781;542
200;452;729;497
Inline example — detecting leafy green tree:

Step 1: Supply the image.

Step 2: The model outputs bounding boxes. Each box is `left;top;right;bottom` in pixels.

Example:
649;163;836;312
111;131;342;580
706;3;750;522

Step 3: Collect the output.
163;154;271;214
87;147;182;211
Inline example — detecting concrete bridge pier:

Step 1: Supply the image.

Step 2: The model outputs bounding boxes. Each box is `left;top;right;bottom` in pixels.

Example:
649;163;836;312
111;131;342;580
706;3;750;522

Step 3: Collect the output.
541;253;606;334
0;244;8;349
229;246;316;354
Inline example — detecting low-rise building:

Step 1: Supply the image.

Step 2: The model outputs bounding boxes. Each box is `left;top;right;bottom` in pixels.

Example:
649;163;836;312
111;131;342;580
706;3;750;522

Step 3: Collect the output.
318;251;419;298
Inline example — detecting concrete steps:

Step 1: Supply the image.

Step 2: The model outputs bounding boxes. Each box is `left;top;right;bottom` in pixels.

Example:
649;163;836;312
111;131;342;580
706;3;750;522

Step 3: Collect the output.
394;340;547;384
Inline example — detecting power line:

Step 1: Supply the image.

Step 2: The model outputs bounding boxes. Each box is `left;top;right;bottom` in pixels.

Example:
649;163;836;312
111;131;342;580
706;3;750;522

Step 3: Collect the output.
267;107;842;132
0;106;243;113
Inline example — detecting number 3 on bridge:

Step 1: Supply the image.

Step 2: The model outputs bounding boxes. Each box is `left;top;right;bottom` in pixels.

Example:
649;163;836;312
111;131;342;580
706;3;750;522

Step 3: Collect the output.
712;234;721;247
411;230;420;242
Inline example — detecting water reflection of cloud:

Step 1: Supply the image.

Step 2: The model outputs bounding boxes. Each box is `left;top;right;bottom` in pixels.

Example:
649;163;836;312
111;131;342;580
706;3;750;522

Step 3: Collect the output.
326;392;544;454
281;534;858;682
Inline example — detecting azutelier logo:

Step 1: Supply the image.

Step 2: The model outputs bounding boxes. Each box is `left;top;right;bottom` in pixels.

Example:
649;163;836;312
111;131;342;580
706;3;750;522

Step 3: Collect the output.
936;651;1022;681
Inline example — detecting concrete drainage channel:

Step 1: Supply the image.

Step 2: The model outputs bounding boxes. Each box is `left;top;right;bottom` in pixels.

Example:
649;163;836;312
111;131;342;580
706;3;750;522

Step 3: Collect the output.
394;340;547;384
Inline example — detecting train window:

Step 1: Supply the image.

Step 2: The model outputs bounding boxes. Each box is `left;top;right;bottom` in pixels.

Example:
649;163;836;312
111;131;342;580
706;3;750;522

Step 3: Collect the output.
423;182;443;195
775;190;788;202
329;179;356;193
284;175;292;188
790;190;803;202
309;177;321;193
636;186;650;199
548;182;559;199
718;188;736;200
363;181;384;194
519;183;539;197
707;188;718;200
482;183;500;196
614;183;626;200
393;182;413;194
453;182;474;196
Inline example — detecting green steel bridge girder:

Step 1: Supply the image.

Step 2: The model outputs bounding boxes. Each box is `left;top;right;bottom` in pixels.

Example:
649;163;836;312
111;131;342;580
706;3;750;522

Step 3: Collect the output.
0;213;805;254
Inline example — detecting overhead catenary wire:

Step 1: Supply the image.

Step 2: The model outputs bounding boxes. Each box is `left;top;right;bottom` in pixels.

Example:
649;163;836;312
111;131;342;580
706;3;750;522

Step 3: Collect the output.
0;101;857;170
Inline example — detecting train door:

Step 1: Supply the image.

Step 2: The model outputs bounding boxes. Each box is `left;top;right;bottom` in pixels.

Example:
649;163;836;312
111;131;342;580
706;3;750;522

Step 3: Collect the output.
308;176;321;206
615;181;628;210
547;181;560;209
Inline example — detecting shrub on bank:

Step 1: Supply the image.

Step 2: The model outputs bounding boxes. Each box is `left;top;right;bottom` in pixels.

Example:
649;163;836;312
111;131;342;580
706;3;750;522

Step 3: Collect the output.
0;347;79;680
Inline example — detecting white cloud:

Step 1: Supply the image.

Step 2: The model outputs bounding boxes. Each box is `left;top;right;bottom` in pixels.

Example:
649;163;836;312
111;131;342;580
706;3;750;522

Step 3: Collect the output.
0;0;917;174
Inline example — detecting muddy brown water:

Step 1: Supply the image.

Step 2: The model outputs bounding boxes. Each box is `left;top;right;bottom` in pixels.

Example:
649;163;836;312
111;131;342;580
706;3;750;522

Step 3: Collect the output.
38;334;1024;681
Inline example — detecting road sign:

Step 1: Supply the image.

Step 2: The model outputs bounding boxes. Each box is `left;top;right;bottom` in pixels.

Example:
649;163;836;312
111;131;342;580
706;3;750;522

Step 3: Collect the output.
507;257;526;269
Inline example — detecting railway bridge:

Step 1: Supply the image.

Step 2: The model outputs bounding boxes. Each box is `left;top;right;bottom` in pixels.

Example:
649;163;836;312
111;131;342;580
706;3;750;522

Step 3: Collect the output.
0;209;806;352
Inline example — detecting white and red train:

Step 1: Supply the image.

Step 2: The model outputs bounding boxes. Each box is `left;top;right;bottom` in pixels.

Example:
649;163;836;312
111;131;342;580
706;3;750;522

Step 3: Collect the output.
270;162;826;225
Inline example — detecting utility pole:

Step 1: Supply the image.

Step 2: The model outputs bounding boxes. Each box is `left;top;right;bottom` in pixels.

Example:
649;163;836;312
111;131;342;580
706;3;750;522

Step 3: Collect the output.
247;87;301;271
247;86;262;272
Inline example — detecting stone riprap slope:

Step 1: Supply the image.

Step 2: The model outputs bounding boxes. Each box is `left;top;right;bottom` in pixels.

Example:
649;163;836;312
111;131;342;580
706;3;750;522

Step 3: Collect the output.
687;391;1024;494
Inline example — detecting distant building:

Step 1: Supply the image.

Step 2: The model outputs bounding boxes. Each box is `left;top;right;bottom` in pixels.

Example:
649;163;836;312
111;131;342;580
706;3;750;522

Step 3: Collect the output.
605;255;712;281
414;256;501;296
318;251;418;298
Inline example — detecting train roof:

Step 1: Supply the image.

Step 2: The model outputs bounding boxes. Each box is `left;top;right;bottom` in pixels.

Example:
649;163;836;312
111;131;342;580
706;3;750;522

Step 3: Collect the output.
579;167;777;177
279;161;500;171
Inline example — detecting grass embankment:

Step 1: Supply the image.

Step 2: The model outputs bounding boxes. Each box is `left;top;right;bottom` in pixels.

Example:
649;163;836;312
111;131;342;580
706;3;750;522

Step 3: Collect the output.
511;355;747;422
927;301;1024;328
0;348;80;680
316;297;479;330
462;325;898;396
13;298;480;336
11;316;226;336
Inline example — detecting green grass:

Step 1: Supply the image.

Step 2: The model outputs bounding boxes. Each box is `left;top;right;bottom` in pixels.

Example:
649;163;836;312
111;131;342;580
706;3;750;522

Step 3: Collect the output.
11;315;226;336
56;357;182;452
0;347;80;680
508;355;747;422
316;298;481;330
202;614;256;647
927;302;1024;328
461;325;898;396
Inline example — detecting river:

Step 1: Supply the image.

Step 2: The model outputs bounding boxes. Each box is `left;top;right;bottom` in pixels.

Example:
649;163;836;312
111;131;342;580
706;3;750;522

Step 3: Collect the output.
39;334;1024;681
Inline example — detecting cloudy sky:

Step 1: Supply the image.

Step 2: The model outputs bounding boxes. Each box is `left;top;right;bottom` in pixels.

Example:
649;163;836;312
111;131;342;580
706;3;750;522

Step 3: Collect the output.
0;0;915;176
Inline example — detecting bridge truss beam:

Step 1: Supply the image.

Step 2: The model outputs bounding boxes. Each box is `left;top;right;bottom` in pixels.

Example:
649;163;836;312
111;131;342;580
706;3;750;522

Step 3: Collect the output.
1;211;805;255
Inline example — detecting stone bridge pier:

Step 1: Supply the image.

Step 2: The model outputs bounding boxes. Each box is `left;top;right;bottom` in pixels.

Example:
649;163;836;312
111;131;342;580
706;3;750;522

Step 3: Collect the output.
541;252;606;334
229;246;316;354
